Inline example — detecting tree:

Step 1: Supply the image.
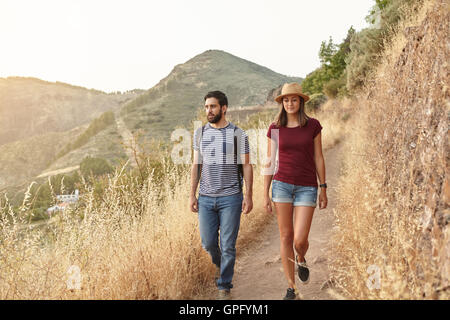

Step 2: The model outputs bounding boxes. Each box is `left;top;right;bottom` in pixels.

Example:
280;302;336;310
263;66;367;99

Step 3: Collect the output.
301;68;328;96
302;26;355;97
366;0;392;25
346;0;423;93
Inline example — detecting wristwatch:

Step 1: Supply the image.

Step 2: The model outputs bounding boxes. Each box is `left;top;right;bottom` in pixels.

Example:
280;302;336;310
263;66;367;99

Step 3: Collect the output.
319;183;327;188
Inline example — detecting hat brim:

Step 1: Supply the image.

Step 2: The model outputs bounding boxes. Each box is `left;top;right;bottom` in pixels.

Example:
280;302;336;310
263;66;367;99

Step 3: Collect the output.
275;93;310;103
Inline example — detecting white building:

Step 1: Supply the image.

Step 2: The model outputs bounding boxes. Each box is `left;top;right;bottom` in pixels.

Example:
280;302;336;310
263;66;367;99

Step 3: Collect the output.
56;189;79;203
47;189;79;215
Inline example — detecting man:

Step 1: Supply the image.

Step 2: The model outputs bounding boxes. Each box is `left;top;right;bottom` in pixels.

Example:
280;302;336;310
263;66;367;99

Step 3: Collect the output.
189;90;253;300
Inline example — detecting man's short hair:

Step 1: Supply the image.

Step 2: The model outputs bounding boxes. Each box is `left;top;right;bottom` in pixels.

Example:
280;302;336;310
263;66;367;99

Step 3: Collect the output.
204;91;228;107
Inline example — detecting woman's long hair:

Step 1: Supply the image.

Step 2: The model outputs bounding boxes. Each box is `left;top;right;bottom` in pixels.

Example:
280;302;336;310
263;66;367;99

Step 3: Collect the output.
274;95;309;127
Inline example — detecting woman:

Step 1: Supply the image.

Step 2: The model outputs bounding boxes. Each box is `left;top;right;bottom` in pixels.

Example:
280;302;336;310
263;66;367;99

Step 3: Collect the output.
263;82;327;300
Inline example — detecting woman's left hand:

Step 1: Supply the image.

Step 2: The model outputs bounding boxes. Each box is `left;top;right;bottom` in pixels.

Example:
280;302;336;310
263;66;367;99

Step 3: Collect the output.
319;190;328;210
242;195;253;214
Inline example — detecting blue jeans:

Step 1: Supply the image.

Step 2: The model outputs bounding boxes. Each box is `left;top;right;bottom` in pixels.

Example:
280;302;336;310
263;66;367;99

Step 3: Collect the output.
197;193;243;290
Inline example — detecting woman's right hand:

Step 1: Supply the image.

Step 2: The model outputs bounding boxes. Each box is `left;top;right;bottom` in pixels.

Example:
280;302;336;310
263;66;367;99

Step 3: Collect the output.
264;195;273;214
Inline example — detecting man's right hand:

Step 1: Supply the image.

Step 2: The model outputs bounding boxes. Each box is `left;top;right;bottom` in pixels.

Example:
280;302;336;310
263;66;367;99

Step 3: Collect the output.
190;195;198;212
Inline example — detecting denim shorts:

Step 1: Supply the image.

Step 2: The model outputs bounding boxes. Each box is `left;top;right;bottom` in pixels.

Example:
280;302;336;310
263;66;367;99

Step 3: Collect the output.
271;179;318;207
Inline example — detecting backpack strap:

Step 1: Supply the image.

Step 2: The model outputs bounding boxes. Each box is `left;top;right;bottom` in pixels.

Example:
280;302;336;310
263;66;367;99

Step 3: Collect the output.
234;126;243;193
197;125;205;181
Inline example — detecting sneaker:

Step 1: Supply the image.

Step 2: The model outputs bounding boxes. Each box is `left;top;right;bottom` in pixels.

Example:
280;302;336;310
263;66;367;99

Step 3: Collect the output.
283;287;297;300
296;256;310;284
217;289;231;300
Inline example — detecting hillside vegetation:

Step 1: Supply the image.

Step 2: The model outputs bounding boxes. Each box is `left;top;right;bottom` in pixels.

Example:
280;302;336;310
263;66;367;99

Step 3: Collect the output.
329;0;448;299
0;125;87;192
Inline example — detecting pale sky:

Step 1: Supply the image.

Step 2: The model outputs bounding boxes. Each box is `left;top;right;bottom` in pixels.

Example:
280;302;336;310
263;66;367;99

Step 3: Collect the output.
0;0;374;93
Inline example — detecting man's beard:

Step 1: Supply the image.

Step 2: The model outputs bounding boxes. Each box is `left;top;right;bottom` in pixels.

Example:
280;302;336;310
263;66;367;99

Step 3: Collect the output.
208;112;222;123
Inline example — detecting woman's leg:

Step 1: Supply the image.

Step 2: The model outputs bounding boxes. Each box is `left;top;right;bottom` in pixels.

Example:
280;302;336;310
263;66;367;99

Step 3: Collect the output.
293;206;315;262
274;202;296;289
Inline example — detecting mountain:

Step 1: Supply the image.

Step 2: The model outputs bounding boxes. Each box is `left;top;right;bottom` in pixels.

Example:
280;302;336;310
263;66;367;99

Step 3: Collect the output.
119;49;303;139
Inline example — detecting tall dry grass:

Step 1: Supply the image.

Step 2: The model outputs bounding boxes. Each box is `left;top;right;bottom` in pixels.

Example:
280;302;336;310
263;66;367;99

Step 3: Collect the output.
0;159;206;299
329;0;449;299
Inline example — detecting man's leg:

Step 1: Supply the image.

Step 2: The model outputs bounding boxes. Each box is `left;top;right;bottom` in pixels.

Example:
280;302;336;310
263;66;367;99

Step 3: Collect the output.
216;193;243;290
197;195;221;268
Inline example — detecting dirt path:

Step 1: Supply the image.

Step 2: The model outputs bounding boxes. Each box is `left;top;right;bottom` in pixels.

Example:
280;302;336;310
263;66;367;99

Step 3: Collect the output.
114;112;139;167
37;165;80;179
229;140;344;300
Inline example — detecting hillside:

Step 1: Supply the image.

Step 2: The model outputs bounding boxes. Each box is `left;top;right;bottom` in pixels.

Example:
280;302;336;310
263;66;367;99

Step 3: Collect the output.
0;77;138;146
0;125;87;192
44;118;128;174
120;49;303;139
0;78;140;192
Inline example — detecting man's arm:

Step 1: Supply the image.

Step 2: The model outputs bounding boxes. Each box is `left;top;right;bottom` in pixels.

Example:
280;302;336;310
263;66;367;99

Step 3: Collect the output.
241;153;253;214
189;150;201;212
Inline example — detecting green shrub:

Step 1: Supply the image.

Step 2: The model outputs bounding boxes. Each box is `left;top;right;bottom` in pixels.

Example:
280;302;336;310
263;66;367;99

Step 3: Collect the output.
302;68;327;96
80;156;114;177
306;93;328;111
323;76;347;99
341;112;351;122
302;27;355;97
345;27;383;92
56;111;115;159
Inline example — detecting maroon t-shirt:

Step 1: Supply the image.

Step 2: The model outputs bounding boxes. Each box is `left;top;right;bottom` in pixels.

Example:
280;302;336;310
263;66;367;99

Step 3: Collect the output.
266;118;322;187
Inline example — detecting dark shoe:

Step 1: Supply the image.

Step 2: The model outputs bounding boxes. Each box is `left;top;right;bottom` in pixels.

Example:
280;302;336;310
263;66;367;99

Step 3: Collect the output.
296;257;310;284
217;289;231;300
283;287;297;300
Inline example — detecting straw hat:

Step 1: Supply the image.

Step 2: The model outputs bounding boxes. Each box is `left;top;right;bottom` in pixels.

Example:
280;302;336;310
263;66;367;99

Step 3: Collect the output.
275;82;310;103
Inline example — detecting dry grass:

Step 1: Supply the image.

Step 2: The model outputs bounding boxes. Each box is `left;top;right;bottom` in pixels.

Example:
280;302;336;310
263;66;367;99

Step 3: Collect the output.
311;98;353;150
329;0;449;299
0;156;270;299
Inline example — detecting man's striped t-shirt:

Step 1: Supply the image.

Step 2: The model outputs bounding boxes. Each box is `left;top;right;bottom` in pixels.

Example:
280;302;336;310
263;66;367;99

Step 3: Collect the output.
193;122;250;197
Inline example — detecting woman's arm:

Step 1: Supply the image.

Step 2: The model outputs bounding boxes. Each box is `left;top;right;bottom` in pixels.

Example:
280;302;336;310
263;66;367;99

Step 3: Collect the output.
313;132;327;209
264;137;277;214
